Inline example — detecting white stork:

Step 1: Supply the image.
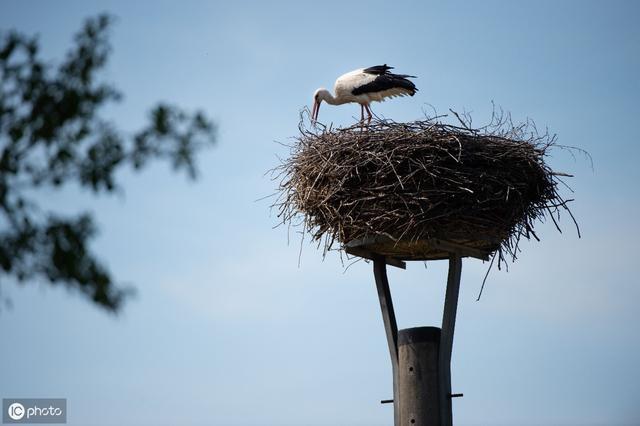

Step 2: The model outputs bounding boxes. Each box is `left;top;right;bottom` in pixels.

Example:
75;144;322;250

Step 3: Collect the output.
311;64;417;125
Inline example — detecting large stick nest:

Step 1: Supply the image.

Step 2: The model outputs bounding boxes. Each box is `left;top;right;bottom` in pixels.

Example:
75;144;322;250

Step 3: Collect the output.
274;111;578;265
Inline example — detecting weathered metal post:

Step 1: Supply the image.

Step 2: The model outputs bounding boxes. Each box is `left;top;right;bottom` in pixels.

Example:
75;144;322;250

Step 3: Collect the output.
438;254;462;426
373;257;400;425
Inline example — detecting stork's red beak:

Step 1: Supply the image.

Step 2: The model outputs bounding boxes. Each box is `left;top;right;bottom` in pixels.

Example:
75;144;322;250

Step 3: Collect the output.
311;100;320;124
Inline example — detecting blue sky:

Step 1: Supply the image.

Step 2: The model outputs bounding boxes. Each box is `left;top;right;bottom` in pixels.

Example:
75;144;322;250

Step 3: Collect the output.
1;1;639;425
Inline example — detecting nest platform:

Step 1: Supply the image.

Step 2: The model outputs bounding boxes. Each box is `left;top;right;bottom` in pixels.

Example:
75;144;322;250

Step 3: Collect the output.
345;236;499;269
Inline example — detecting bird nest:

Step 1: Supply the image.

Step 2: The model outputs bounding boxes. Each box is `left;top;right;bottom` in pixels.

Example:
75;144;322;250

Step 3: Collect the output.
273;111;579;266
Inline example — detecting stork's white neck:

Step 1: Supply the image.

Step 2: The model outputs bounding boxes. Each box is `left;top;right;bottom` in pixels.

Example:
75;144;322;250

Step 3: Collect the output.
316;88;348;106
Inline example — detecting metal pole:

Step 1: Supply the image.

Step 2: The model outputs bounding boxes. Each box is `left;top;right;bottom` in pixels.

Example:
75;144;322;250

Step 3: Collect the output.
373;257;400;426
439;254;462;426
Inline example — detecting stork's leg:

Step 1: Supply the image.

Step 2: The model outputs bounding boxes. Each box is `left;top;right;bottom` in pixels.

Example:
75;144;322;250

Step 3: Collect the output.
359;104;367;131
364;104;373;125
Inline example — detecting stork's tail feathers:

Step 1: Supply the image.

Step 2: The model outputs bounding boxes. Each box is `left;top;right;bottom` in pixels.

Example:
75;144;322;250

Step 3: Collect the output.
389;73;418;96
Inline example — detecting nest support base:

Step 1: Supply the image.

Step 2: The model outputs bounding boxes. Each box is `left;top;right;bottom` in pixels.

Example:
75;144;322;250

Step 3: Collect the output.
368;251;464;426
346;235;495;269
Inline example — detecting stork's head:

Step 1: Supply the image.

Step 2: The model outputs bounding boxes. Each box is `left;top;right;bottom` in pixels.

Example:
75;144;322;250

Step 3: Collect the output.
311;88;330;124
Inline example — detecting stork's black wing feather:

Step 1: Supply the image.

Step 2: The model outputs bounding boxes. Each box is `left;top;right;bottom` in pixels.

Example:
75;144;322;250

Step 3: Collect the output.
363;64;394;75
352;73;418;96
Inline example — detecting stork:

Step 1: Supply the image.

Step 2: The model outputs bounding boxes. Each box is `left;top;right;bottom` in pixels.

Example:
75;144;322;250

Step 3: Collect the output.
311;64;418;125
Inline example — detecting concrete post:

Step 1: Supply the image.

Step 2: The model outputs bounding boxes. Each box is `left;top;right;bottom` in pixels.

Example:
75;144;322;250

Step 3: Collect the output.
398;327;442;425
